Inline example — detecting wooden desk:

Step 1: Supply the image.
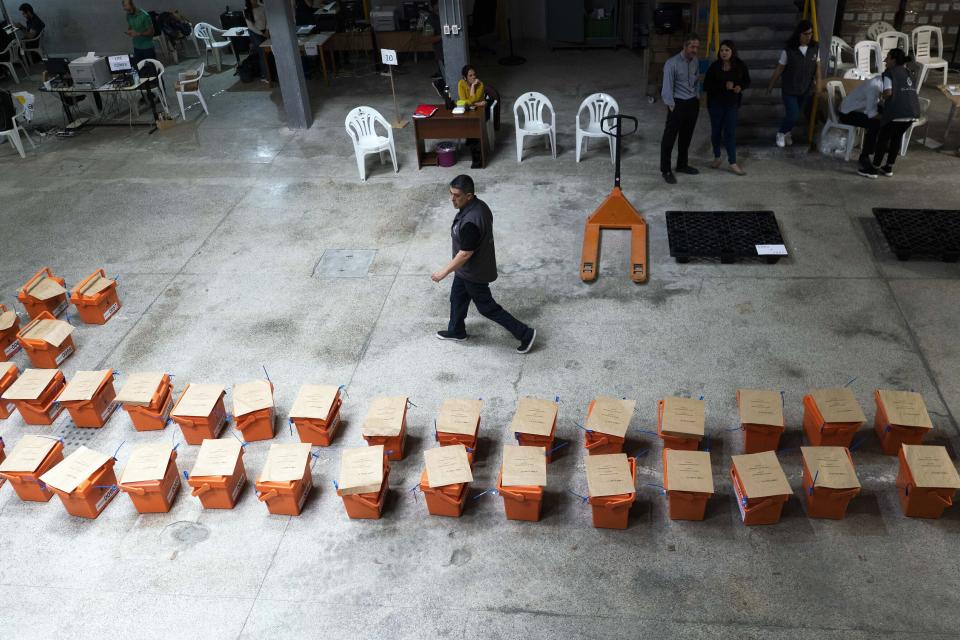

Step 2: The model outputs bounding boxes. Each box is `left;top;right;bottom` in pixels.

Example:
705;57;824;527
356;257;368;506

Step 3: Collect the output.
938;85;960;146
330;30;374;52
260;32;335;86
374;30;435;62
414;106;489;169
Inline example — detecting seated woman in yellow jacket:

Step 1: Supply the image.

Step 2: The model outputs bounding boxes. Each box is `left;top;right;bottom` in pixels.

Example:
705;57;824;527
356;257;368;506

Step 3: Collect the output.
457;64;487;108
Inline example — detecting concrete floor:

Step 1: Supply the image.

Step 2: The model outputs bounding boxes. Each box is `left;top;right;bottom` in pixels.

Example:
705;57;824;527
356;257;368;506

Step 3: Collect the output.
1;46;960;640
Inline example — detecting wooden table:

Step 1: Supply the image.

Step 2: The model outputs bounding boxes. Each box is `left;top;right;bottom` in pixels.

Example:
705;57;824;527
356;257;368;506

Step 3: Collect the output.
260;32;335;86
374;30;435;62
414;106;489;169
938;85;960;147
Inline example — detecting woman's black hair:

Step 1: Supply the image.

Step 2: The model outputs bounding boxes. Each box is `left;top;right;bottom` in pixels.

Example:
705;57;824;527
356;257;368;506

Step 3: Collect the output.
460;64;477;79
887;47;912;66
717;39;738;61
787;20;817;49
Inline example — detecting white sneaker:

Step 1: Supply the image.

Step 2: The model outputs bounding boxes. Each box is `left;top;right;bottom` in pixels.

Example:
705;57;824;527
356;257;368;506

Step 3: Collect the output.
775;132;786;148
784;132;794;146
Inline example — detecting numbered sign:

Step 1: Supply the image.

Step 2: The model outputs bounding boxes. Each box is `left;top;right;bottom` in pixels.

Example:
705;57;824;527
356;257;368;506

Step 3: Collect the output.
381;48;398;66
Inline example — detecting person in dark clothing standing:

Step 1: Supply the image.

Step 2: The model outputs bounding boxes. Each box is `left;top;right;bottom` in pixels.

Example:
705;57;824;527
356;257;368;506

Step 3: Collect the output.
766;20;821;148
659;33;701;185
704;40;750;176
872;48;921;177
433;175;537;354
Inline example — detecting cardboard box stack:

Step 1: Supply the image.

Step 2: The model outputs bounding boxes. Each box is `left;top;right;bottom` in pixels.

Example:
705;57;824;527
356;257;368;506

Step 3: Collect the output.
419;444;473;517
0;434;64;501
1;367;66;424
511;397;559;462
801;446;861;519
873;389;933;455
40;446;119;519
657;396;705;450
496;444;547;522
802;388;865;447
171;383;228;445
0;363;19;419
69;269;121;325
187;438;247;509
57;369;118;428
586;453;637;529
896;444;960;518
337;445;390;520
289;383;343;446
118;443;181;513
232;379;275;442
663;449;713;521
737;389;786;453
436;398;482;450
730;451;792;525
361;395;408;461
116;372;175;431
255;443;314;516
17;267;69;319
0;303;22;361
16;311;75;368
584;396;635;455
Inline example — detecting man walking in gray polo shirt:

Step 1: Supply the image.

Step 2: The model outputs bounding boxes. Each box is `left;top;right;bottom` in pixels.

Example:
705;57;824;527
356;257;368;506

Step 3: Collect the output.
660;34;702;184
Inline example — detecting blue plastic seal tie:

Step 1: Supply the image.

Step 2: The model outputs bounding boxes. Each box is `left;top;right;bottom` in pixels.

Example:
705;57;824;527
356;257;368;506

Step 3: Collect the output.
407;399;418;408
434;418;438;442
844;376;858;388
288;420;294;436
780;390;786;407
849;436;868;451
472;488;496;500
885;424;892;432
574;422;592;433
812;469;820;486
643;482;666;495
466;446;473;453
172;442;180;452
333;480;339;490
635;448;649;458
93;485;117;490
637;428;659;436
514;431;521;441
112;440;125;459
555;395;560;403
113;370;121;377
699;395;704;401
567;489;589;504
547;441;569;456
182;471;189;480
231;432;248;447
385;450;394;456
261;365;271;382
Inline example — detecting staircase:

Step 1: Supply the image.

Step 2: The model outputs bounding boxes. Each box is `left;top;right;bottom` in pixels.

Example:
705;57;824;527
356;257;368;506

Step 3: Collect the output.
717;0;805;144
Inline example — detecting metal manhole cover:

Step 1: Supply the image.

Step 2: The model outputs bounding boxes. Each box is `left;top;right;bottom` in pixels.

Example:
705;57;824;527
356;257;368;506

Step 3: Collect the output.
53;421;100;449
313;249;376;277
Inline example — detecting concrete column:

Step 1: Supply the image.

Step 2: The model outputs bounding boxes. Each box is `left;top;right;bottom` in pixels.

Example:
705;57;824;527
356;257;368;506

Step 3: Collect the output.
264;0;313;129
817;0;839;70
439;0;469;94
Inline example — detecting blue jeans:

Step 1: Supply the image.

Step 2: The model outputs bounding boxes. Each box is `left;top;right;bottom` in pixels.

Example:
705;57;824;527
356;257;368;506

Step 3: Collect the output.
779;93;810;134
708;103;739;164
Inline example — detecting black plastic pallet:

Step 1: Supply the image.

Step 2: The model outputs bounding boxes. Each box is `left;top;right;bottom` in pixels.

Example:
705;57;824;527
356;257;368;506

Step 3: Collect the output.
665;210;786;264
873;208;960;263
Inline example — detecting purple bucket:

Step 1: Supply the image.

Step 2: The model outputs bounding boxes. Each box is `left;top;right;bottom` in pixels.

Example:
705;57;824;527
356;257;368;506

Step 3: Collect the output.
436;141;457;167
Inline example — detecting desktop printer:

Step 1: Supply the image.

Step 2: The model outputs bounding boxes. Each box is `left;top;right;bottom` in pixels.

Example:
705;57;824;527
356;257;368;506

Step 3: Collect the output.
69;53;111;88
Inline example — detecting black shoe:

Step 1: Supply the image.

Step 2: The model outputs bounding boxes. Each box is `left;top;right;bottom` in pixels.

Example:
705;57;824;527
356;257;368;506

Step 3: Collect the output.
857;164;879;179
470;159;482;169
676;165;699;175
436;330;467;341
662;171;677;184
878;165;894;177
517;328;536;354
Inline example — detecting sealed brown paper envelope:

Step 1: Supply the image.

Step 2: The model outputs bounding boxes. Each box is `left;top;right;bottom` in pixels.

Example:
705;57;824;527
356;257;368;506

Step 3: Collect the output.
115;372;166;407
27;276;66;300
501;444;547;487
289;384;339;420
0;435;58;473
424;444;473;488
732;451;791;498
737;389;784;427
232;379;274;417
436;398;483;436
260;443;312;483
120;443;173;484
664;449;714;494
339;445;385;494
362;396;407;437
876;389;932;429
191;438;243;478
586;453;634;497
171;383;224;418
21;318;74;347
510;397;558;437
809;388;866;423
801;446;860;489
0;308;16;331
661;396;705;437
1;368;57;401
77;272;114;296
57;370;111;403
585;396;636;438
902;445;960;489
39;446;111;494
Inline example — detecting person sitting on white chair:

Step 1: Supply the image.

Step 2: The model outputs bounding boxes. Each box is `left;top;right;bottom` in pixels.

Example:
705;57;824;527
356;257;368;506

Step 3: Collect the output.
871;48;922;178
838;73;887;178
14;3;44;40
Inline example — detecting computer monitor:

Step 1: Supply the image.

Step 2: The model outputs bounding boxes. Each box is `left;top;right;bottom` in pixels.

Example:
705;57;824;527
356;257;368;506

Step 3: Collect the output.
108;54;132;73
43;57;71;77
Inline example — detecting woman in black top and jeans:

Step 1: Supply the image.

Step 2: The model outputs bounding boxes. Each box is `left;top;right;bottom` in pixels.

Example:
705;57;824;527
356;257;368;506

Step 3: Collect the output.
705;40;750;175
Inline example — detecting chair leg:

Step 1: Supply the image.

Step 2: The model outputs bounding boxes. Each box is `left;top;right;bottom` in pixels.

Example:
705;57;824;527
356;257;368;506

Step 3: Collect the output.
8;130;25;158
390;142;398;173
177;92;186;119
576;131;582;162
550;128;557;159
516;132;523;163
197;92;209;115
214;47;222;72
356;151;366;181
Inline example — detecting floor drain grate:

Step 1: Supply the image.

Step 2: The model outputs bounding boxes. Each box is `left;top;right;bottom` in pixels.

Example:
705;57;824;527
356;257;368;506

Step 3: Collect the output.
53;421;100;449
313;249;377;277
665;210;786;264
873;208;960;262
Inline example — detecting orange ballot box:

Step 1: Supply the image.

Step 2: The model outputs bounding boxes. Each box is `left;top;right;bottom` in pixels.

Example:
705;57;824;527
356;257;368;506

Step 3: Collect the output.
802;388;865;447
16;311;75;368
737;389;785;453
0;363;19;419
0;434;65;501
801;446;860;519
897;445;960;519
40;446;119;519
58;369;118;428
584;396;635;455
419;444;473;518
171;383;228;445
118;443;181;513
69;269;121;325
731;451;791;525
361;395;408;461
0;303;22;361
187;438;247;509
663;449;713;521
289;383;343;446
116;372;174;431
496;444;546;521
17;267;69;319
586;453;637;529
337;445;390;520
1;367;66;425
657;396;704;451
511;396;559;461
256;443;314;516
874;389;933;456
233;379;275;442
436;398;482;450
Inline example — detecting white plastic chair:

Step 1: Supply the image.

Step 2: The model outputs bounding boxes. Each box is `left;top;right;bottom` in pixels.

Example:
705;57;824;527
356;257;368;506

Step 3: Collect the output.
175;63;209;120
513;91;556;162
866;21;895;41
911;26;949;89
0;102;33;159
900;97;931;156
854;40;883;79
20;31;44;64
876;30;909;61
0;38;29;83
822;81;859;161
136;58;169;115
830;36;855;76
193;22;237;72
344;106;398;181
575;93;619;163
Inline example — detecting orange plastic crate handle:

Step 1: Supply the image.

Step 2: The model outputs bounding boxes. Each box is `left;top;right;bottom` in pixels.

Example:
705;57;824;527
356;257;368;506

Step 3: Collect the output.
21;267;54;293
742;497;777;514
935;492;953;507
191;483;212;497
353;494;382;509
258;489;279;502
584;434;610;450
499;487;527;502
669;490;701;502
121;485;147;496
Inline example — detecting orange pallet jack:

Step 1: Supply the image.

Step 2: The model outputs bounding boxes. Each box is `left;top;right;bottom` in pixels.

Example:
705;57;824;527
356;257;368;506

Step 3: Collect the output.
580;114;648;284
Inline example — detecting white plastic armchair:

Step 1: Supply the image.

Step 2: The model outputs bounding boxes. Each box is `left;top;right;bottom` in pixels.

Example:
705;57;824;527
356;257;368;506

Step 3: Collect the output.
345;106;398;181
822;81;859;161
0;98;34;159
512;91;556;162
854;40;883;78
136;58;169;115
175;63;209;119
876;30;909;62
900;96;931;156
0;38;29;84
830;36;855;76
20;30;44;64
193;22;237;72
911;26;949;89
575;92;619;163
866;21;895;41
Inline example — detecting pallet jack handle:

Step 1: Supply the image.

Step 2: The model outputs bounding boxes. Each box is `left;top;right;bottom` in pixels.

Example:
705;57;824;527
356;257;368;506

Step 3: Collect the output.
600;114;638;189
